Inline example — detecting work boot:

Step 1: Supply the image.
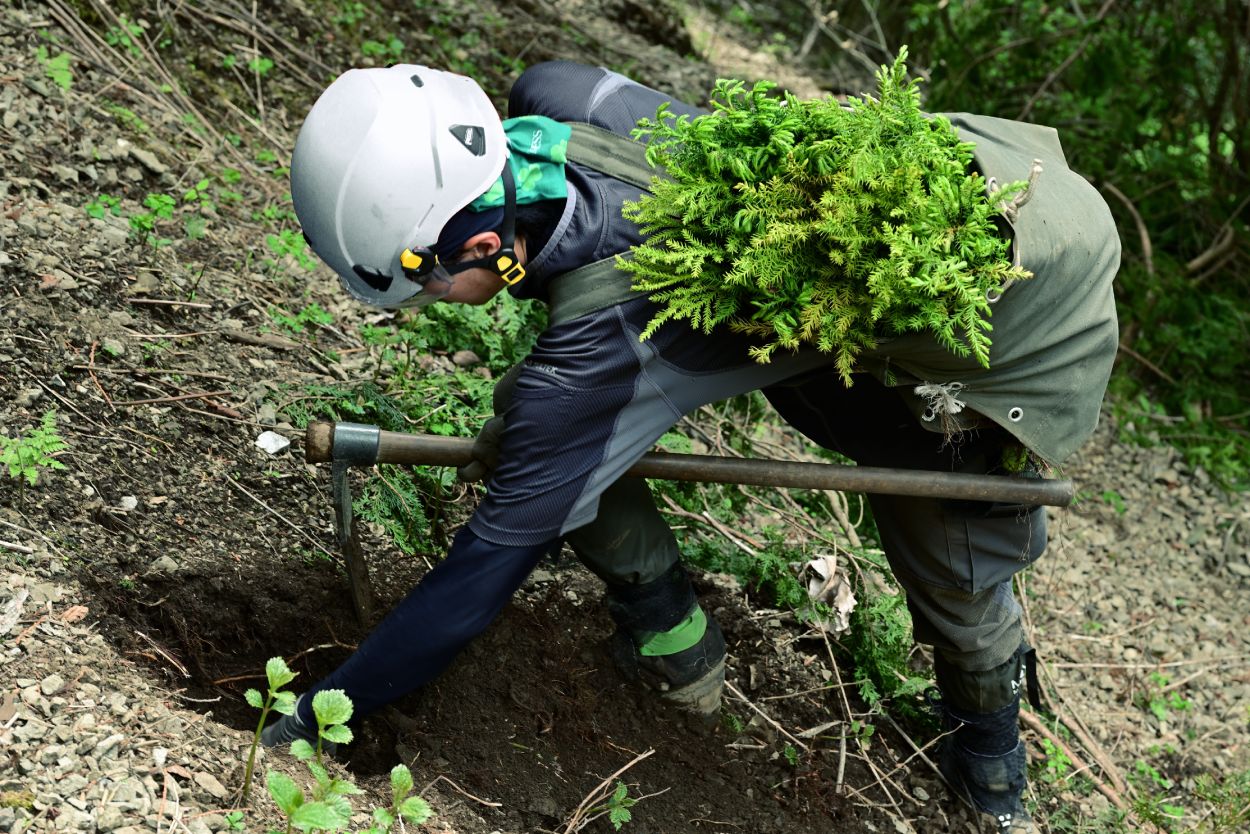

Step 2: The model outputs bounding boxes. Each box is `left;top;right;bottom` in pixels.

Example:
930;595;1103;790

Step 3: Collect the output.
610;615;726;719
938;703;1035;833
260;694;338;756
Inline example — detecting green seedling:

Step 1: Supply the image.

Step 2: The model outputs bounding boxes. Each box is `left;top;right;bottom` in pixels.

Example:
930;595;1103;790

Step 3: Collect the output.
605;782;636;831
1101;489;1128;515
129;193;176;246
242;656;298;801
361;38;404;61
268;303;332;336
2;411;67;486
222;810;245;830
1037;737;1072;784
35;46;73;90
85;194;122;219
105;16;145;57
105;103;149;133
269;690;361;832
265;230;318;271
333;1;367;27
247;55;275;76
358;765;433;833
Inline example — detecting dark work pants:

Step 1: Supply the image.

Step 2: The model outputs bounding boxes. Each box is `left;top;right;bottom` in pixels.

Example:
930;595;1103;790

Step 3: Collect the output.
498;365;1044;675
763;371;1045;674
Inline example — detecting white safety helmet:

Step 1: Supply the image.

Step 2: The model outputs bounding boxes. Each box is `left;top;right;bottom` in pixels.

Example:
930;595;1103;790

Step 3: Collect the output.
291;64;523;308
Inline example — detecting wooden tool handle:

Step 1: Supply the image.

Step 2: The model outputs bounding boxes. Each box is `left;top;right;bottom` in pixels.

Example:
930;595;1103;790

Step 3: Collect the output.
304;421;1075;506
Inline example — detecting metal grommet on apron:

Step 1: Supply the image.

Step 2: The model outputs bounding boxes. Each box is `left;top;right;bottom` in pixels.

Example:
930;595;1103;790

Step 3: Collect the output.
1008;407;1024;422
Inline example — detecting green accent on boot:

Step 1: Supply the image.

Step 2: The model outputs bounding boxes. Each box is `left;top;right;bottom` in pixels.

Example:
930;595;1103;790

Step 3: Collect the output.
636;605;707;657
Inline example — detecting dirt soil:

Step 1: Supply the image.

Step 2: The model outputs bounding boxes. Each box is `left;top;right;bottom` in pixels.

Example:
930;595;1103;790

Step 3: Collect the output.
2;2;1249;834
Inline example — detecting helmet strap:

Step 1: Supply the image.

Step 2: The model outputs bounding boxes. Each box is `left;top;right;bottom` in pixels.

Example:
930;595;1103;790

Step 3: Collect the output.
440;163;526;287
490;163;526;286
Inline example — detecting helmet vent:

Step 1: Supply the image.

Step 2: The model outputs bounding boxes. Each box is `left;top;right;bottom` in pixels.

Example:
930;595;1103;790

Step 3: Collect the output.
449;124;486;157
351;264;394;292
409;74;423;87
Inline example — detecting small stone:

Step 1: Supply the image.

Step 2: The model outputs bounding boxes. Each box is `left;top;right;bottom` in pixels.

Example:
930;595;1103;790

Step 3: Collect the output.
200;814;227;832
40;674;65;696
96;806;127;832
29;583;61;603
145;556;178;576
94;733;125;758
129;147;168;174
912;785;930;801
193;772;229;800
451;349;481;367
14;388;42;408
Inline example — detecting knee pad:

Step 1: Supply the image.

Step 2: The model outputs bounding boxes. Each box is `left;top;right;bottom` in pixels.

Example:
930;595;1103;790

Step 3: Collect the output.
936;642;1035;714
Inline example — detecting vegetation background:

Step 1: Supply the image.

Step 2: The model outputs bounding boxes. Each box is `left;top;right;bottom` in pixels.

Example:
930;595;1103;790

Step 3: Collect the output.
5;0;1247;832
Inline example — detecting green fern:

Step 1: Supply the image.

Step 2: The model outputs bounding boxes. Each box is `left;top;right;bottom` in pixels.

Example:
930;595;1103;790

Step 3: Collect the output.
1;411;67;486
621;47;1030;382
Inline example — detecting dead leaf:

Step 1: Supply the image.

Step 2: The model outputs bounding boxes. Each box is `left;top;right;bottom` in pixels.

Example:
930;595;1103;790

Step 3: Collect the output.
794;553;857;634
0;590;29;636
164;763;193;780
60;605;89;624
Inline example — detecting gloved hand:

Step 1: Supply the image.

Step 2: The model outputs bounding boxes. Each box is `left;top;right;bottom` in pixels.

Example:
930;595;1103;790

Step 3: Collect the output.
456;415;506;483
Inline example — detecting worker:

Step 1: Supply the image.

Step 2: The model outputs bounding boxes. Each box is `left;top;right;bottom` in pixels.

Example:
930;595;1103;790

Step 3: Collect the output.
261;60;1120;834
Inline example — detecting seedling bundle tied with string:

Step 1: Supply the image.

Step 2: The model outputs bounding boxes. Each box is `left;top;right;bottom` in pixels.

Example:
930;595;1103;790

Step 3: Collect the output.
620;49;1031;384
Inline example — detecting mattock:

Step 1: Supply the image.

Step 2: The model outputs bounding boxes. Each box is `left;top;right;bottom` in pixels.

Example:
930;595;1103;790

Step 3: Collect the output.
305;421;1076;624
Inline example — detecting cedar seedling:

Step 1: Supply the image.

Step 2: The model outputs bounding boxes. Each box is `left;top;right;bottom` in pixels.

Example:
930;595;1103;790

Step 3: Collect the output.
242;657;298;801
621;47;1030;382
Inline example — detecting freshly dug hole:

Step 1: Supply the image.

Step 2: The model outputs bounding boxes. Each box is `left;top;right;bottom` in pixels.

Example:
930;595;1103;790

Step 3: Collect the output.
77;545;893;832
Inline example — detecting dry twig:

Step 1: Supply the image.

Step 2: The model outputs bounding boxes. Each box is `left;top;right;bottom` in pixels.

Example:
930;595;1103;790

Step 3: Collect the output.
559;748;657;834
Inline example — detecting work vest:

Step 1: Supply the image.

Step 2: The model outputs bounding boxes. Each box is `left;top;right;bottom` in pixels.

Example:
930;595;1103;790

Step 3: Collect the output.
551;116;1120;465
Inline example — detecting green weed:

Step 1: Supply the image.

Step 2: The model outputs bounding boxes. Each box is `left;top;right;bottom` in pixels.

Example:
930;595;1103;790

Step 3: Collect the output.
265;229;318;271
241;659;433;832
85;194;122;219
2;411;67;486
241;657;299;801
1037;737;1072;784
247;55;275;76
1136;672;1193;725
333;2;367;28
1100;489;1128;515
267;303;333;336
35;46;73;90
104;103;149;133
129;193;176;246
360;38;404;61
104;16;145;57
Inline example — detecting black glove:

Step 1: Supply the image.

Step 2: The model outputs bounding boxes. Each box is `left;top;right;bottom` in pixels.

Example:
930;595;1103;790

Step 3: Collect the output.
456;415;506;483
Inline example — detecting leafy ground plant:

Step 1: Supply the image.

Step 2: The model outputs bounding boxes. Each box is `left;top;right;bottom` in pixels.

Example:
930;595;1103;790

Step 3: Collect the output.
35;45;73;90
241;657;433;832
621;47;1028;380
1;411;67;486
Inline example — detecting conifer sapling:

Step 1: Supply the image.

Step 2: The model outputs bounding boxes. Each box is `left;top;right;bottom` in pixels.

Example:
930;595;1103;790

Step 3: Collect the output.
620;48;1031;383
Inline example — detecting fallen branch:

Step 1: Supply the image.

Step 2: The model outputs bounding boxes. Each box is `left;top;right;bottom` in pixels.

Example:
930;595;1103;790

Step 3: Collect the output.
114;390;234;406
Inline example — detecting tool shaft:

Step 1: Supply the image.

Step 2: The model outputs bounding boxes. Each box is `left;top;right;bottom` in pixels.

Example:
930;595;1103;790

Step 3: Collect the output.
305;421;1074;506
